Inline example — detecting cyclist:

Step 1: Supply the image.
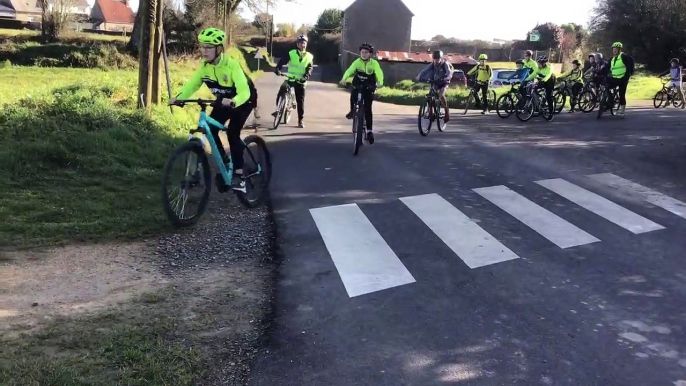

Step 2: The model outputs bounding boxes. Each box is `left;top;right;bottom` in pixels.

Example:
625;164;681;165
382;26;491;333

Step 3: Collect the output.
273;34;314;128
657;58;685;109
467;54;493;114
415;50;453;122
507;59;531;84
607;42;635;116
340;42;384;145
170;27;254;193
523;55;555;114
557;59;584;112
522;50;537;76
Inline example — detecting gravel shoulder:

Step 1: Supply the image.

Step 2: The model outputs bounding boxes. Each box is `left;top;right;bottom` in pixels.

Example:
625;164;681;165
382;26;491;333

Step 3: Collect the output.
0;187;278;385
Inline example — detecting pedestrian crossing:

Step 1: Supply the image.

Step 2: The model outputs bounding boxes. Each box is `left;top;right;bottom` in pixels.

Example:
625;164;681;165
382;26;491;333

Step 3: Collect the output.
308;173;686;298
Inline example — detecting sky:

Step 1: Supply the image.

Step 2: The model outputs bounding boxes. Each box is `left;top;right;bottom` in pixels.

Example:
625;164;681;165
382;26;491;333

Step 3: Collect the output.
243;0;599;41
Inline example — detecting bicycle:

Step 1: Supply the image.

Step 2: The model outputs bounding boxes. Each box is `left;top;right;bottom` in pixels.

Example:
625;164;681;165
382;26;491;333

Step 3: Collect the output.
596;81;621;119
516;82;554;122
553;80;582;114
653;78;685;109
578;79;598;113
272;73;305;130
417;79;448;136
495;82;522;119
161;99;272;227
351;83;381;156
463;79;496;115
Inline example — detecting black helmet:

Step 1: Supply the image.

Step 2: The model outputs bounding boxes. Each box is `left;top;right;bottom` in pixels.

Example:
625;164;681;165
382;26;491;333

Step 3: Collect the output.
515;59;524;64
537;55;548;63
670;58;679;64
432;50;443;60
359;42;374;53
572;59;581;66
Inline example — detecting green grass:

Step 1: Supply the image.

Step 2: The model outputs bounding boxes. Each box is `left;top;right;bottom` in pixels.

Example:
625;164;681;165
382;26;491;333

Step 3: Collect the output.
0;289;203;385
0;27;128;42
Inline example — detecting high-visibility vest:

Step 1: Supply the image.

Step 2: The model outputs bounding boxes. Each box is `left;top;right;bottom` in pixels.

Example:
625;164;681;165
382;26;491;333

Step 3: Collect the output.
286;49;314;80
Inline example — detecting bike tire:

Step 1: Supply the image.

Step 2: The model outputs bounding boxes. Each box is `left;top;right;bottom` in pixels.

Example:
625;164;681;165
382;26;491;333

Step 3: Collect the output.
579;90;596;113
284;95;293;124
597;92;606;119
496;94;513;118
672;91;685;108
418;99;431;136
353;107;364;155
610;93;621;116
487;90;496;112
161;140;211;228
272;96;285;130
553;91;565;114
516;98;534;122
652;90;664;108
542;99;554;121
436;101;447;132
234;135;272;208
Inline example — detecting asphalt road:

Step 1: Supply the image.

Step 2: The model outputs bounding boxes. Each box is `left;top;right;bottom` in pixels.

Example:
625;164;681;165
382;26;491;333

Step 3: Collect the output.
247;73;686;385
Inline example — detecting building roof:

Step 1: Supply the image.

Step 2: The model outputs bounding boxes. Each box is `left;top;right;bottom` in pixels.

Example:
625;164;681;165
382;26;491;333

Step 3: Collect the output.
5;0;40;14
94;0;134;23
376;51;478;65
344;0;414;17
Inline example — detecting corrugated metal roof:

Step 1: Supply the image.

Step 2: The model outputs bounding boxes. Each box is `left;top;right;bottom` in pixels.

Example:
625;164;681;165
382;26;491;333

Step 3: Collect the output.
376;51;478;65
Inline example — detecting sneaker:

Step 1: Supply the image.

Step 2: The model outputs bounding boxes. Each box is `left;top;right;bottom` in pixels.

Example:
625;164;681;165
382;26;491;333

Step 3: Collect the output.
345;111;354;119
231;174;246;193
366;131;375;145
298;120;304;128
271;111;278;117
253;107;261;119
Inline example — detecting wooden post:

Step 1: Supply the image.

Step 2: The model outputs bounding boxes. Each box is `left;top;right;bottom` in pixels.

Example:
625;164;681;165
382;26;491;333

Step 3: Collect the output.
162;30;173;114
151;0;164;104
137;0;157;110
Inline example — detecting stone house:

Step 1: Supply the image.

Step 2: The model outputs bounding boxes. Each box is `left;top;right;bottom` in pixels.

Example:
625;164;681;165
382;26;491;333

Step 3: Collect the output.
340;0;414;72
0;0;41;23
376;50;478;86
90;0;134;32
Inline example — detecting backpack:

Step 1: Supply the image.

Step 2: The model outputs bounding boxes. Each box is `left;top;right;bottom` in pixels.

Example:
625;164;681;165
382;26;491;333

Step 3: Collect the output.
445;61;454;74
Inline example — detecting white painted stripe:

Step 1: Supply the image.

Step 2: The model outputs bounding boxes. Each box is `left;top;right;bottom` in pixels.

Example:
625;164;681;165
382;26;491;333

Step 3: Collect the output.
588;173;686;219
400;193;519;269
309;203;415;298
473;185;600;249
536;178;664;234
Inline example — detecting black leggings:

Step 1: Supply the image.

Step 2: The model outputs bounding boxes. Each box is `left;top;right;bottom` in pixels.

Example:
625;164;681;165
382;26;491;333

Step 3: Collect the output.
472;82;489;109
606;76;629;105
350;88;375;131
209;103;253;172
536;81;554;111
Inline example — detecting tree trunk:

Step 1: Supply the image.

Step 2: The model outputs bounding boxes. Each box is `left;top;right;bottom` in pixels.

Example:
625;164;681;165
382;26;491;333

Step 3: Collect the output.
127;10;143;54
151;0;164;104
137;0;157;110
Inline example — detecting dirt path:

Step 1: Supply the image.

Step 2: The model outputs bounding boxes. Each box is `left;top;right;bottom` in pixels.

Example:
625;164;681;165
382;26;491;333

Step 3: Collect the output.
0;193;277;385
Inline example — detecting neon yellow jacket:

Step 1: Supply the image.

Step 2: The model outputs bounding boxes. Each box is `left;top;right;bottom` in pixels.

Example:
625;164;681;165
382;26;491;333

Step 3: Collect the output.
559;68;583;83
525;65;554;83
467;64;492;83
176;53;251;107
341;58;384;85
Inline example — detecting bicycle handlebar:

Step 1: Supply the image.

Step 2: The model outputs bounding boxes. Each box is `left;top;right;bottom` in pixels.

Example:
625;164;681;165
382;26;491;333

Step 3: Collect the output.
277;72;307;83
168;98;236;109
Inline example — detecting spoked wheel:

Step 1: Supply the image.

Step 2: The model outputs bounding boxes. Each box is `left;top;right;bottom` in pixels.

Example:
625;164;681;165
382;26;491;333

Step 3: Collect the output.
161;140;211;227
653;90;665;108
610;93;621;116
672;91;685;108
272;96;285;130
234;135;272;208
496;94;515;118
353;107;364;156
542;99;554;121
462;92;474;115
553;91;566;114
516;98;534;122
435;102;447;132
284;95;293;124
597;92;607;119
579;90;596;112
418;99;432;136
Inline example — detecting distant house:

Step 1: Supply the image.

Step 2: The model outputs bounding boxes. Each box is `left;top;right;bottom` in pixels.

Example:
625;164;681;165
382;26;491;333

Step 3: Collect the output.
339;0;414;72
0;0;41;22
47;0;90;17
90;0;134;32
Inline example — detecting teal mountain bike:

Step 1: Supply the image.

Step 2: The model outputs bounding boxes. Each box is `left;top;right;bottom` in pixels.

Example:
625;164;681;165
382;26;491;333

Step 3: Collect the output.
162;99;272;227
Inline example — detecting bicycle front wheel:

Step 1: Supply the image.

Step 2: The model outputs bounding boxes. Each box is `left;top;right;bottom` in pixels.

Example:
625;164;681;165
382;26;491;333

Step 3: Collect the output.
161;140;212;227
235;135;272;208
272;96;285;130
462;92;474;115
653;90;665;108
418;99;432;136
496;94;514;118
353;107;364;155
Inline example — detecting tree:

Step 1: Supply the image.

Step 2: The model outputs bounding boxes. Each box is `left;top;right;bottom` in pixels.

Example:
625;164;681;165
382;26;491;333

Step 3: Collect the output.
590;0;686;71
310;8;342;39
296;24;310;35
276;23;296;37
525;22;563;50
431;35;448;43
37;0;76;41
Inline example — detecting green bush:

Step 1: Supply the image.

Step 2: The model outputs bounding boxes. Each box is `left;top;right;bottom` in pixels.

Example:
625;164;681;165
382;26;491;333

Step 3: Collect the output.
0;40;136;69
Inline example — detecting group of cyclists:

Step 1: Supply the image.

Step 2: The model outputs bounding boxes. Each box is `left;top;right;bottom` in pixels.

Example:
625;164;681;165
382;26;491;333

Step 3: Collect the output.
170;27;685;192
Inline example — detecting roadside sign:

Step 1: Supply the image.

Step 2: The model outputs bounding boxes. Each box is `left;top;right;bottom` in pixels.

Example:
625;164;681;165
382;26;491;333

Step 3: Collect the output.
254;47;268;59
529;30;540;42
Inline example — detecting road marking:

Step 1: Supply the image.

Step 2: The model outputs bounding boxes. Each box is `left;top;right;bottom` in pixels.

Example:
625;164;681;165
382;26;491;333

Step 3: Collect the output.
536;178;665;234
588;173;686;220
309;203;416;298
473;185;600;249
400;193;519;269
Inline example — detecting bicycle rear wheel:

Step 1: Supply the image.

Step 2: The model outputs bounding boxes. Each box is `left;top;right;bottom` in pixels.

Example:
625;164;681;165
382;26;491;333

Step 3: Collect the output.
653;90;665;108
553;90;566;114
496;94;514;118
418;99;432;136
161;140;211;227
235;135;272;208
579;90;596;112
516;98;534;122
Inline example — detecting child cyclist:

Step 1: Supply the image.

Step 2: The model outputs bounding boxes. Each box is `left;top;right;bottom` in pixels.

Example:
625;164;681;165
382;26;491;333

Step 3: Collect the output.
557;59;584;112
169;27;256;193
657;58;685;108
467;54;493;114
339;42;384;144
